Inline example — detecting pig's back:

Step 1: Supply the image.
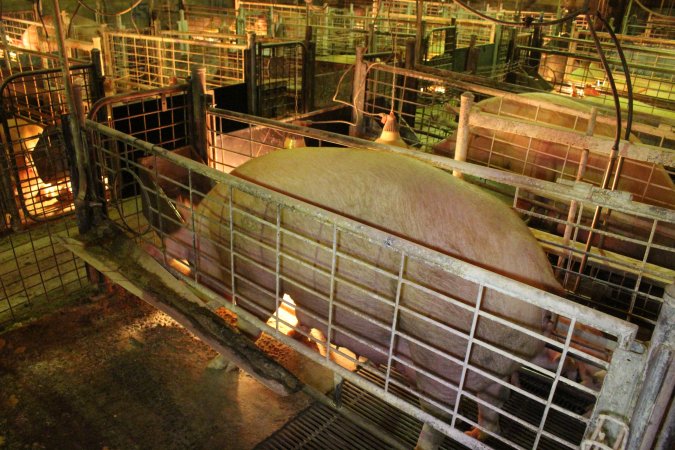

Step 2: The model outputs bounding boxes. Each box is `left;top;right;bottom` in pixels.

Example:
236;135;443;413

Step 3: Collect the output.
232;147;560;293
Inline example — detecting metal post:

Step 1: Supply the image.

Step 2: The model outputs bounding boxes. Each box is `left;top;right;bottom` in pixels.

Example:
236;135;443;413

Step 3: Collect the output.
628;284;675;450
245;32;258;116
490;14;503;78
89;48;106;104
190;67;208;163
554;0;563;36
574;133;622;290
526;14;544;77
453;92;474;178
622;0;634;35
302;27;316;114
558;107;597;277
415;0;424;65
50;0;91;233
0;115;21;229
400;38;418;128
466;34;478;74
349;47;367;137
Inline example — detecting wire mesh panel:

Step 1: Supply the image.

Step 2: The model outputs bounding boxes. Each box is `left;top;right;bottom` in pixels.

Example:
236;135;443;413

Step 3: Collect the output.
88;86;191;152
0;10;36;21
310;11;370;57
469;95;675;210
255;41;305;118
85;117;645;449
181;5;238;34
0;17;61;75
0;216;88;327
103;31;246;92
238;1;307;40
208;108;352;173
1;65;96;224
538;32;675;109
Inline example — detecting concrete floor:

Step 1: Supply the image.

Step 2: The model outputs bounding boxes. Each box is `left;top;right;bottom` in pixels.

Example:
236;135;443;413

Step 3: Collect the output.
0;289;314;449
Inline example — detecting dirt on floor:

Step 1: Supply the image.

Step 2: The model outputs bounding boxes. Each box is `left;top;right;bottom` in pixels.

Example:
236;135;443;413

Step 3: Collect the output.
0;288;313;450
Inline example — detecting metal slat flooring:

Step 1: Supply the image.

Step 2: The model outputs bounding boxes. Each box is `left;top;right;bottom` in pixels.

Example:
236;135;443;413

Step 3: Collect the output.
256;367;594;450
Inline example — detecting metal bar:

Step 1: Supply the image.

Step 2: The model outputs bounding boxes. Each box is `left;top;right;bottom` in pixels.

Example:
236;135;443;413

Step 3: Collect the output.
274;204;281;333
245;32;257;116
451;285;481;429
190;67;208;162
383;253;405;393
325;224;338;359
350;47;367;137
453;91;474;178
469;111;675;167
517;44;675;76
205;108;675;223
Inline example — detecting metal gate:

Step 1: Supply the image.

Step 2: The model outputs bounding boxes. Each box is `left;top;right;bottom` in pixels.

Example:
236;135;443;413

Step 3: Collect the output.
0;62;101;326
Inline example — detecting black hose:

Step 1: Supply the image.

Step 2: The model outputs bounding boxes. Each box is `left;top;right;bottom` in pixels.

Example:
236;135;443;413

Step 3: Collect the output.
586;12;622;155
595;12;633;140
36;5;50;42
67;2;81;39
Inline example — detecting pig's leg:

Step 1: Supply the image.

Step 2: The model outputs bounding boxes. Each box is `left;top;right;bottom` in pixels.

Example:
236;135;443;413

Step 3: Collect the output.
466;379;508;440
415;423;446;450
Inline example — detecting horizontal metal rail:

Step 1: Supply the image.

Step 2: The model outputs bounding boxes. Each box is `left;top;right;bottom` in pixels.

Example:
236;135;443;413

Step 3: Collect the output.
207;107;675;225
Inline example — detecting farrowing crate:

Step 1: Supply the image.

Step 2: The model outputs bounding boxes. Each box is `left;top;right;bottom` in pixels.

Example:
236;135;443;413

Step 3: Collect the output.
81;85;673;449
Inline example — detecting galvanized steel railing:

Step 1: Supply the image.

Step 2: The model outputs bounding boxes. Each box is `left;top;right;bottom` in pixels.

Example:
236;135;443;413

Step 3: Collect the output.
85;115;645;449
102;31;247;91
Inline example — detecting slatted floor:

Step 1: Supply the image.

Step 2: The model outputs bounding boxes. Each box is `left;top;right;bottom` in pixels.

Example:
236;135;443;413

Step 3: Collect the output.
256;367;594;450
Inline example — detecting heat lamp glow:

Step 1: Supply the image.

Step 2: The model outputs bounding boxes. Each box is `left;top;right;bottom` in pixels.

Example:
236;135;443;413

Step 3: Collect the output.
266;294;298;334
266;294;362;372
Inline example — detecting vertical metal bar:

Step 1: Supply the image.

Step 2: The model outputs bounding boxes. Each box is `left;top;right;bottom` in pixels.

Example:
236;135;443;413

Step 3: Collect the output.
490;17;503;78
349;47;366;137
302;27;316;114
558;107;596;272
190;66;208;162
274;204;281;333
589;344;644;445
384;252;406;393
325;224;338;360
228;184;237;304
245;32;257;115
533;317;577;448
189;169;199;283
453;91;474;178
414;0;423;64
622;0;634;35
50;0;91;233
627;218;658;320
450;284;485;429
